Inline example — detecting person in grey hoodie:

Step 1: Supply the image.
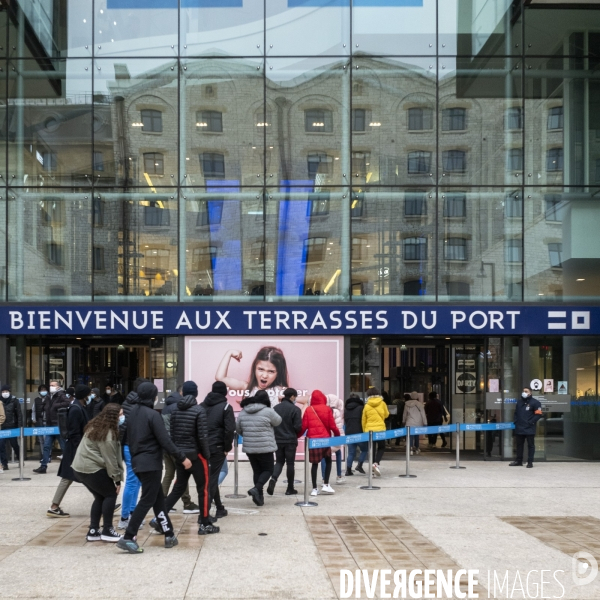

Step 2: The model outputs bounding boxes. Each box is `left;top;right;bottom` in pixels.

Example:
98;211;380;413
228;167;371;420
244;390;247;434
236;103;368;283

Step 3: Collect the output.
403;391;428;455
235;390;282;506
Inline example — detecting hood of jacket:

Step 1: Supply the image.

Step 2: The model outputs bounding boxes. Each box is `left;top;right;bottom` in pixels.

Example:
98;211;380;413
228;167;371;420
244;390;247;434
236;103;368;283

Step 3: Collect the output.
124;391;138;405
326;394;343;412
202;392;227;407
405;399;421;408
177;395;198;410
132;395;154;409
366;395;385;409
310;390;327;407
244;403;268;414
345;397;364;411
165;391;182;406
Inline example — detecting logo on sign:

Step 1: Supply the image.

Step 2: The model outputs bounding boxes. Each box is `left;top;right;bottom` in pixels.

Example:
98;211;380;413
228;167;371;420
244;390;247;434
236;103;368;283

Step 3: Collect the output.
530;379;543;392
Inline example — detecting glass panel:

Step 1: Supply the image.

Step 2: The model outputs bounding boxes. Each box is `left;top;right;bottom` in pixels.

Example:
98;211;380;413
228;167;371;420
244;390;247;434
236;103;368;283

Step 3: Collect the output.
180;58;263;187
438;187;523;302
7;58;92;186
92;189;177;300
7;188;91;301
438;57;523;186
94;0;177;57
350;187;435;301
266;0;349;56
94;58;177;187
439;0;522;56
353;0;435;56
181;0;263;57
265;186;348;301
524;187;600;302
266;58;349;186
353;57;436;187
183;188;264;300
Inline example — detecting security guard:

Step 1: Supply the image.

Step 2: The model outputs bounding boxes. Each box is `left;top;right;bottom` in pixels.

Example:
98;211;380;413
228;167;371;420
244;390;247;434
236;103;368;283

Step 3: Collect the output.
509;387;543;468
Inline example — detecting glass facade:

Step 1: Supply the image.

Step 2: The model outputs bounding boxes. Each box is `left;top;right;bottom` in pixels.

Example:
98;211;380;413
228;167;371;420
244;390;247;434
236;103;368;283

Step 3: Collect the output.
0;1;598;302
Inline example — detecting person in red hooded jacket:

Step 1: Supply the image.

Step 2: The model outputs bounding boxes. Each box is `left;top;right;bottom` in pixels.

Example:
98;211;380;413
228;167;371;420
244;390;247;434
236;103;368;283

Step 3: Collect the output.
301;390;340;496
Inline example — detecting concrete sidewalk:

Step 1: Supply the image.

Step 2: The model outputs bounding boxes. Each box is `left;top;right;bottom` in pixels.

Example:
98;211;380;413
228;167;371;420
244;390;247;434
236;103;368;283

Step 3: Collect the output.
1;459;600;599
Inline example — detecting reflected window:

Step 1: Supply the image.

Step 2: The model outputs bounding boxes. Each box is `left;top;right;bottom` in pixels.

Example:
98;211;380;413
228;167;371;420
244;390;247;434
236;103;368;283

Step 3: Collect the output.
308;192;330;216
508;282;523;301
407;108;433;131
405;191;427;216
352;109;366;132
352;237;368;261
442;108;466;131
144;201;170;227
444;238;467;261
547;107;563;130
596;159;600;183
404;280;426;296
39;151;57;172
547;148;564;171
549;243;563;268
141;110;162;133
93;247;105;271
443;193;466;217
49;286;65;297
93;151;104;172
255;109;271;128
143;152;164;175
192;246;216;272
404;237;427;261
197;200;224;226
303;237;327;263
447;281;470;297
305;109;333;133
505;191;523;218
200;153;225;179
443;150;466;173
352;152;369;177
506;148;523;171
46;243;64;267
251;241;265;263
142;249;170;280
93;198;104;227
505;107;523;130
40;198;64;226
307;153;333;180
505;239;523;263
351;193;364;218
197;111;223;133
407;151;431;174
545;194;565;222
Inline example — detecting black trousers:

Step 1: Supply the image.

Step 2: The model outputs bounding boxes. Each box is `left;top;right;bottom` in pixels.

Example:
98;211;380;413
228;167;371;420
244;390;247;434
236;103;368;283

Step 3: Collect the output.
272;442;297;485
74;469;117;531
0;437;20;467
372;440;385;464
208;451;226;511
312;456;331;488
428;432;446;445
125;470;173;539
166;453;211;525
516;434;535;463
247;452;274;492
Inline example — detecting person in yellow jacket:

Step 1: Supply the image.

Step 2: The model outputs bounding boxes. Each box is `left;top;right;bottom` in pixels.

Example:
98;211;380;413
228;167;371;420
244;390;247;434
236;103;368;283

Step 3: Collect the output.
361;387;389;477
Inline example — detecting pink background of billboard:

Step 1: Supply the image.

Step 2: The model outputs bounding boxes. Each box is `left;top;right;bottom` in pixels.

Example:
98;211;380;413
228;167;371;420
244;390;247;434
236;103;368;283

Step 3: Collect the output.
185;336;344;459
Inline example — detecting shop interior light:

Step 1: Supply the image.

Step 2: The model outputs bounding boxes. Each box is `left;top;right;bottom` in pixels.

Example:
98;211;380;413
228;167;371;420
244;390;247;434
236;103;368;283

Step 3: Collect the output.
131;122;143;127
312;122;324;127
577;278;585;281
256;122;270;127
369;122;381;126
196;122;207;127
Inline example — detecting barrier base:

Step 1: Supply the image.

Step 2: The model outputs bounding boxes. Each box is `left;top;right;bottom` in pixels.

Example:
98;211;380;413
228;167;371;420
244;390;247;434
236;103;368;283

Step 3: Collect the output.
294;500;318;507
224;493;246;499
449;466;466;470
283;479;302;484
12;477;31;481
399;474;417;478
359;485;380;490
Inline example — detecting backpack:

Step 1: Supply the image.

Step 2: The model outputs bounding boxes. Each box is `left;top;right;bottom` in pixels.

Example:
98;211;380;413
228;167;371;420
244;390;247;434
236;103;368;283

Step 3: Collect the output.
57;406;70;440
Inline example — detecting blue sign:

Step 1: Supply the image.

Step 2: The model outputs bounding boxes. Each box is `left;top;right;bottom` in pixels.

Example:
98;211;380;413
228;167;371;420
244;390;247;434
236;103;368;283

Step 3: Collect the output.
24;427;60;437
107;0;420;7
1;305;597;336
0;428;20;439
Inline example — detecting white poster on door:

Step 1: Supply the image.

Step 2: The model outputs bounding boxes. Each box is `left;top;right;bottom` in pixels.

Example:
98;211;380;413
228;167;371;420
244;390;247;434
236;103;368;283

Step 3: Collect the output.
543;379;554;393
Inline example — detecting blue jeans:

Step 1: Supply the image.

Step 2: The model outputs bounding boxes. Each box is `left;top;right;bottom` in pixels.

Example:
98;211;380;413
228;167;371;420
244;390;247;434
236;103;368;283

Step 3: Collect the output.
121;445;141;519
347;442;368;468
218;459;228;485
410;434;420;449
41;435;65;467
322;450;342;479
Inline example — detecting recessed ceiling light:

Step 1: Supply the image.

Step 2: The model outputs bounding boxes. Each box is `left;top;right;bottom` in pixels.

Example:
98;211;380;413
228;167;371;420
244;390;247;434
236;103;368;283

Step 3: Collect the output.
577;278;585;281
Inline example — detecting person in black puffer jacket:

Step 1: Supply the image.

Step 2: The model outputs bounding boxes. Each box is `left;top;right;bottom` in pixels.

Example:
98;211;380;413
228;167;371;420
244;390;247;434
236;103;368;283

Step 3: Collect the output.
0;384;23;470
118;382;191;554
163;380;218;535
344;393;368;476
266;387;302;497
200;381;235;520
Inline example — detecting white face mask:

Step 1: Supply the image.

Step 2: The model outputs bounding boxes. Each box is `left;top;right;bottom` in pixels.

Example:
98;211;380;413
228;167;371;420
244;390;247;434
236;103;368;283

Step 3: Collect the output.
50;386;57;393
522;392;529;399
1;392;9;399
105;389;111;394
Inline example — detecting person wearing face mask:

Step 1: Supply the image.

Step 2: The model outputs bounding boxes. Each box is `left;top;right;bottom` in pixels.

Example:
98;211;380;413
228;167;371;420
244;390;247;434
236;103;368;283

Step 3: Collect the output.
509;387;543;468
104;385;124;406
87;388;100;420
34;380;69;474
46;385;92;517
32;385;48;461
0;385;23;471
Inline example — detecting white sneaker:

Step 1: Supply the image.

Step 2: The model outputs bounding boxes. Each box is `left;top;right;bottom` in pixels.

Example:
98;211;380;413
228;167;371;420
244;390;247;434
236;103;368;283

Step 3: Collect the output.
117;518;129;530
416;448;421;455
336;476;345;484
410;450;414;456
373;464;381;477
310;488;319;496
321;484;335;495
0;467;4;474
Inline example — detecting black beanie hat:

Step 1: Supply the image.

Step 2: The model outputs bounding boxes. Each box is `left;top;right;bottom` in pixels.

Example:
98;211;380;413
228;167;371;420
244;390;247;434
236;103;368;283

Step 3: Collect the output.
75;384;91;400
38;384;47;392
137;382;158;401
66;386;75;397
252;390;271;407
182;381;198;398
1;384;10;392
212;381;227;396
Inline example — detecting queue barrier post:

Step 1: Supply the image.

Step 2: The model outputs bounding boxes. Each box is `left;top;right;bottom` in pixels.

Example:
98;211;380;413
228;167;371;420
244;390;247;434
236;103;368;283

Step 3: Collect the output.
12;427;30;482
295;437;318;507
360;431;380;491
225;435;245;499
399;426;417;478
449;423;466;470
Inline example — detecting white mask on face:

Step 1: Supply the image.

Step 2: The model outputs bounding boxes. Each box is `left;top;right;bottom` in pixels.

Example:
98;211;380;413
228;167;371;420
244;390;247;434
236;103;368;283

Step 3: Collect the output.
522;392;529;398
1;392;9;399
50;386;57;393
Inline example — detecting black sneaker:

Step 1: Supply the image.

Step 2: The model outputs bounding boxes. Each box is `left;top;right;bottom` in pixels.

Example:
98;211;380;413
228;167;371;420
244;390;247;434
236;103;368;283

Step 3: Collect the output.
248;487;263;506
117;537;143;554
47;507;70;518
509;461;523;466
183;503;200;514
345;467;354;476
198;524;220;535
266;479;276;496
101;527;121;543
164;535;178;548
215;507;228;519
33;466;47;474
149;518;163;534
285;488;298;495
527;463;533;468
86;528;101;542
355;464;366;475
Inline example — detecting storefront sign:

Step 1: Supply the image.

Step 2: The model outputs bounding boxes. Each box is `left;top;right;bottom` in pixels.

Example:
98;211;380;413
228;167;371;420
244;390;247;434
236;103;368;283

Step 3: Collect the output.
1;306;598;336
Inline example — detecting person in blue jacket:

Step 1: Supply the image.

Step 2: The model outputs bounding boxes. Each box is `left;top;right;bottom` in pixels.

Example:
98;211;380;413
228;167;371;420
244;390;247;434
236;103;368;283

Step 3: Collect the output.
509;387;543;468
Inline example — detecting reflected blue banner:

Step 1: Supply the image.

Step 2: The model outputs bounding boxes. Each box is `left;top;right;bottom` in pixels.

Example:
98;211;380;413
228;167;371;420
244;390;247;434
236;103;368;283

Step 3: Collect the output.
0;428;20;439
460;423;515;432
24;427;60;437
107;0;420;7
